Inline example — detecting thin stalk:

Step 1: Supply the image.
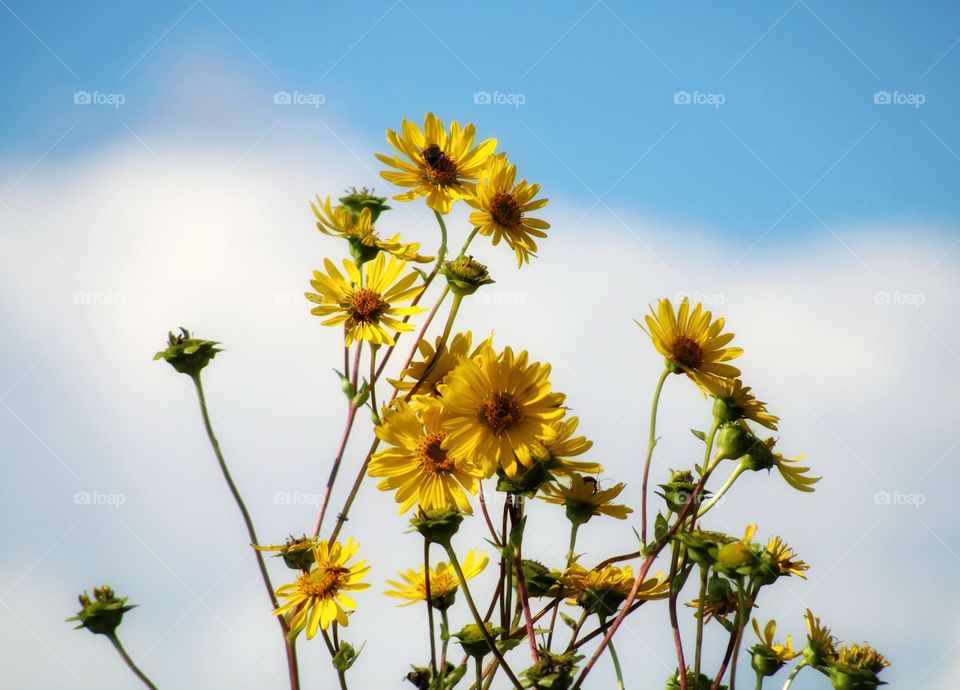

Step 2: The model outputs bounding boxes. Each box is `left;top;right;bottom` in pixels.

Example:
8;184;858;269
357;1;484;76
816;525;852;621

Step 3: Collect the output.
509;504;539;663
475;656;484;690
668;545;688;690
607;632;626;690
425;539;438;676
440;607;451;681
458;227;480;257
781;662;807;690
190;375;300;690
756;670;764;690
694;566;709;680
406;292;463;400
107;633;159;690
320;629;348;690
368;346;378;418
546;522;579;649
697;465;745;519
444;544;524;690
641;367;672;543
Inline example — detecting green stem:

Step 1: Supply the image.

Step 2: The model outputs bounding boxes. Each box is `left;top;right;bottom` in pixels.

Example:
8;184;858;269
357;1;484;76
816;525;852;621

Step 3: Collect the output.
755;670;764;690
641;367;672;543
444;544;524;690
475;656;484;690
108;633;159;690
191;375;300;690
698;465;746;518
607;630;626;690
694;566;709;681
425;539;438;676
458;227;480;257
406;292;463;399
433;210;449;264
547;522;579;649
781;662;807;690
440;607;451;681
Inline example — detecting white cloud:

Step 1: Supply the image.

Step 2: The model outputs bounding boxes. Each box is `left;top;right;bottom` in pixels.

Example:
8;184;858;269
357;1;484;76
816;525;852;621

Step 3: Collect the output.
1;124;957;689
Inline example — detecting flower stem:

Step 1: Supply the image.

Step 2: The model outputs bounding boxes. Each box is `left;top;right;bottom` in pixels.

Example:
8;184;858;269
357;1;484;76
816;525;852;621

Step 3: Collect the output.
433;210;449;265
425;539;438;676
697;465;745;519
406;292;463;399
190;374;300;690
107;633;159;690
509;502;539;663
458;227;480;257
440;607;451;680
693;566;709;681
475;656;484;690
755;670;764;690
781;662;807;690
668;544;688;690
641;366;672;544
606;631;626;690
444;544;524;690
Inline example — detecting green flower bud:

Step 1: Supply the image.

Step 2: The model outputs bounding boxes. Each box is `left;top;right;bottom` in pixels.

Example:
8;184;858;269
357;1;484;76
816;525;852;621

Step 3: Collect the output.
740;440;776;472
716;423;756;461
750;644;785;677
409;507;463;546
332;641;363;672
348;236;380;266
519;560;560;598
153;328;222;378
67;585;136;636
339;187;390;223
521;650;584;690
666;668;721;690
496;458;551;498
578;586;626;618
440;255;495;297
657;470;704;514
715;540;758;576
454;622;503;659
673;530;734;568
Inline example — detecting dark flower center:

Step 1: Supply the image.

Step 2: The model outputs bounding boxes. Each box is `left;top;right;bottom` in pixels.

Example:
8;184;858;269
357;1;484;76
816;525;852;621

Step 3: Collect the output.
672;335;703;369
298;564;349;599
421;145;459;184
417;432;455;474
350;288;388;323
482;393;521;434
490;192;522;227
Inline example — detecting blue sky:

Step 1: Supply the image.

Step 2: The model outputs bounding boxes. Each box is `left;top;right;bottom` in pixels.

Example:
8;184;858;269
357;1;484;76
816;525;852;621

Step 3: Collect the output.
3;1;960;235
2;2;960;689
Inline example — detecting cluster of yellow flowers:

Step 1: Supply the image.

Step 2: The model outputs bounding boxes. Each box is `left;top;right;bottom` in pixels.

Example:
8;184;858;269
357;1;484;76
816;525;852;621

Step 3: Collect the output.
80;114;888;690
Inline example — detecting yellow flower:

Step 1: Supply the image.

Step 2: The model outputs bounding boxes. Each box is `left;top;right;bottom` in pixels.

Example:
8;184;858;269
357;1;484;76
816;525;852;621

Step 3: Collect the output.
768;439;820;492
763;536;809;578
834;643;889;674
803;609;838;665
438;344;565;476
466;154;549;267
509;416;602;479
368;398;484;514
305;253;425;346
389;331;490;395
640;297;743;390
273;539;370;640
384;549;488;608
752;619;800;663
563;563;669;614
540;473;632;524
705;378;779;430
376;113;497;214
311;195;432;263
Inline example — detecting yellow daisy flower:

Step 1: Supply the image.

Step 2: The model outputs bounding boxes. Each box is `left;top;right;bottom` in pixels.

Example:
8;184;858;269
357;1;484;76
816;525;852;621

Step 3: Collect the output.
803;609;838;665
311;195;432;263
509;416;602;479
305;253;426;346
763;536;809;578
376;113;497;214
540;473;632;524
368;397;484;514
466;154;549;267
389;331;490;395
752;619;800;663
563;563;669;615
384;548;489;609
705;378;779;430
438;344;566;476
273;539;370;640
640;297;743;389
765;438;821;492
834;643;889;674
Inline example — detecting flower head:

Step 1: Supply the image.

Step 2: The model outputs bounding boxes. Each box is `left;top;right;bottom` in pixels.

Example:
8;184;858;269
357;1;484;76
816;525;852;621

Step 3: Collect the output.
758;536;809;583
707;378;779;430
67;585;136;636
438;344;566;476
384;548;488;609
563;563;668;616
640;297;742;390
770;440;821;493
440;255;495;296
540;473;632;525
466;154;549;267
306;253;425;346
311;195;431;264
828;643;889;689
153;328;222;377
253;534;318;571
509;416;601;480
803;609;839;668
750;619;800;677
376;113;497;214
714;524;760;577
368;397;484;514
389;331;489;395
273;539;370;640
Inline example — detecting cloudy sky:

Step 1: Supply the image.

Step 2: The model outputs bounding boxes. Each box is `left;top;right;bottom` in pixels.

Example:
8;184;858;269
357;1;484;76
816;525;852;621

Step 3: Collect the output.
2;2;959;688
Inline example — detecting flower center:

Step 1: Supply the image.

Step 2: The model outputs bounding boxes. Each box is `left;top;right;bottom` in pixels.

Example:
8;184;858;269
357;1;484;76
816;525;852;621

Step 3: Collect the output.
350;288;388;323
297;564;349;599
489;192;522;227
421;144;459;184
416;432;455;474
482;393;521;434
672;335;703;369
